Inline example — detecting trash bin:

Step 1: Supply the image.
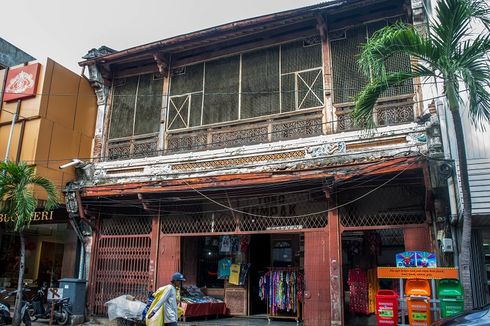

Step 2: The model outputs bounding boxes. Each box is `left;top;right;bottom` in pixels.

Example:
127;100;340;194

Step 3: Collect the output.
59;278;87;316
438;279;464;318
406;279;431;326
376;289;399;325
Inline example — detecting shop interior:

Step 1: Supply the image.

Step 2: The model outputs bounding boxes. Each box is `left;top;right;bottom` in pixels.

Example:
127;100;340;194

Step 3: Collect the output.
342;229;405;326
0;224;68;290
180;233;304;322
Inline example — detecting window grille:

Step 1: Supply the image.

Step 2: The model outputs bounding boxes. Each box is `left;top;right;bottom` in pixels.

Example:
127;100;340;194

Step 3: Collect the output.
90;214;153;315
109;73;163;139
331;17;413;104
339;185;426;227
167;39;324;130
160;192;328;235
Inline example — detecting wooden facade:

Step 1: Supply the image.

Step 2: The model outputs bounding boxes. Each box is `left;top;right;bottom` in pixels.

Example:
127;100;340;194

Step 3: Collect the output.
74;1;444;325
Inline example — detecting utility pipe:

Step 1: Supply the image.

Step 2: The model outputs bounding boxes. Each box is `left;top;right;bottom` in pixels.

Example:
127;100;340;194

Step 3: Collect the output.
4;99;20;162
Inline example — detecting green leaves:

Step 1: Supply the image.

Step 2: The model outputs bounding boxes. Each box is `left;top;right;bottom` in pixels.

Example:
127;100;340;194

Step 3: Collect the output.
0;161;59;232
354;0;490;129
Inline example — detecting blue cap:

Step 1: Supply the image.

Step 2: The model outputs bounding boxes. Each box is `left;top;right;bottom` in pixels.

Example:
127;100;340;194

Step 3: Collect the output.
171;272;186;282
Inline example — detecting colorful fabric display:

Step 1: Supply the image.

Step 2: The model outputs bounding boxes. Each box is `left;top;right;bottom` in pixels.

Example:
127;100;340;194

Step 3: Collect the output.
217;258;232;279
258;270;303;315
229;264;241;285
348;268;369;315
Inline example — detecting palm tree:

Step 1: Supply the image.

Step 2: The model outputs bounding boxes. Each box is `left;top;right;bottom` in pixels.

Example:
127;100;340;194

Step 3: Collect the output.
0;161;58;326
353;0;490;309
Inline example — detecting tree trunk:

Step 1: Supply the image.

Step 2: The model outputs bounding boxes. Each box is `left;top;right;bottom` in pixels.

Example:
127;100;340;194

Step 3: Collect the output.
450;109;474;309
13;232;26;326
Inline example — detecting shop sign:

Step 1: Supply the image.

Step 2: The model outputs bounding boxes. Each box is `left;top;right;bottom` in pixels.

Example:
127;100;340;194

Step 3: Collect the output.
396;251;437;268
0;209;68;224
377;267;459;280
3;63;41;102
47;288;63;301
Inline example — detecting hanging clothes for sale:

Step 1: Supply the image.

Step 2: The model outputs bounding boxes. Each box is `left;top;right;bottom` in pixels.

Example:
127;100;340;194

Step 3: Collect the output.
258;269;303;316
348;268;369;315
238;263;250;286
220;236;231;253
217;258;232;279
230;236;240;253
229;264;241;285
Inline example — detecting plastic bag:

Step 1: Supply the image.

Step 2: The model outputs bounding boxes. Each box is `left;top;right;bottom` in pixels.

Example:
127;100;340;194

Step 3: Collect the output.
105;295;146;321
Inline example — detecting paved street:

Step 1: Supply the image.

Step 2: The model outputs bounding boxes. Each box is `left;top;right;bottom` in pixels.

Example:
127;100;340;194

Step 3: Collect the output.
31;316;302;326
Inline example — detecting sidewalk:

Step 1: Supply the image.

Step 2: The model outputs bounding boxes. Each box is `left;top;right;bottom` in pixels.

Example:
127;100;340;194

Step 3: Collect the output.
31;316;302;326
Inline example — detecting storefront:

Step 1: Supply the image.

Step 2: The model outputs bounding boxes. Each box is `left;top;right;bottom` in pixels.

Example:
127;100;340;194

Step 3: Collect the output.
85;165;435;325
180;233;304;321
0;208;78;289
337;172;433;326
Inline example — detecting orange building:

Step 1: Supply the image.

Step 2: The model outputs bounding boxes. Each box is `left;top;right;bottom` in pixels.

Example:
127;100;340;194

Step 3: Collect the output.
0;58;97;289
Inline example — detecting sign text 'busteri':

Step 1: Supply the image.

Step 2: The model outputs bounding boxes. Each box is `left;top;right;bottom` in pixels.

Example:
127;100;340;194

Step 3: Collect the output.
0;211;54;223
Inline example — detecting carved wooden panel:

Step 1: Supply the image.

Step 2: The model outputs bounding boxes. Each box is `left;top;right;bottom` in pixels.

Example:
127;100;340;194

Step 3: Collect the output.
225;287;247;316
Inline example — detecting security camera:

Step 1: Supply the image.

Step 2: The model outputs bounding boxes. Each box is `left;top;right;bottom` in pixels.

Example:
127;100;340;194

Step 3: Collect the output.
59;159;82;170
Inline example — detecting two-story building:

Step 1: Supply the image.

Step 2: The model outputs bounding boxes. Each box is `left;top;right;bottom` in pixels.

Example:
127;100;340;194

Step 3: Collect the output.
75;1;448;325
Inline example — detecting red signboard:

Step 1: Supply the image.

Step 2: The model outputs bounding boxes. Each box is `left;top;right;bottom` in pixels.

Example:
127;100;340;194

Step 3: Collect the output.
3;63;41;102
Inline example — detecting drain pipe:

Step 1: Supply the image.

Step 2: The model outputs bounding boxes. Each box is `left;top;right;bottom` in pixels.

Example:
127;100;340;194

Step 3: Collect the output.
68;213;86;279
65;189;87;279
4;99;20;161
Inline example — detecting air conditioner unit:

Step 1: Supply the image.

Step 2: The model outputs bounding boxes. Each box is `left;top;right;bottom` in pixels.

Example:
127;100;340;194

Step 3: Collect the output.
441;238;454;253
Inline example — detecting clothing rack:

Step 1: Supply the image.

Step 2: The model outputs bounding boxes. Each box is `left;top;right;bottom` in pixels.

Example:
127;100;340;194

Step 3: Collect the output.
259;267;302;323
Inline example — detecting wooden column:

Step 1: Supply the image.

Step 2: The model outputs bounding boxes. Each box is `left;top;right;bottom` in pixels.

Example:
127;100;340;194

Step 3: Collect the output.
317;14;334;135
148;214;160;291
157;234;181;287
327;193;343;326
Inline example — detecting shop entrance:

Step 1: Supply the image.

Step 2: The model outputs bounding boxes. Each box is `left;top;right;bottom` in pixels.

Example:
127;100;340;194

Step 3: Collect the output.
249;234;270;316
342;229;405;326
180;233;303;322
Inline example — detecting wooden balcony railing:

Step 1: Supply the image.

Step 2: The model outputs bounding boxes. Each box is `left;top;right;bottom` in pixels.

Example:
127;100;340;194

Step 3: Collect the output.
104;95;416;161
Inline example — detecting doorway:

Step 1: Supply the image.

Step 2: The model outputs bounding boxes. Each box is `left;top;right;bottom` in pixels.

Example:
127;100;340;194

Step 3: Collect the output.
342;229;405;326
249;234;271;315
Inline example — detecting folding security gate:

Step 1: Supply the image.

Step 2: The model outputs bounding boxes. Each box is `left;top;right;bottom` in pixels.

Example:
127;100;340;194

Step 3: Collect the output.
89;215;152;315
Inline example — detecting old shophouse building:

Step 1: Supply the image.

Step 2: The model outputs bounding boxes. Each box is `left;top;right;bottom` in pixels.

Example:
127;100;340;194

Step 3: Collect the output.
74;1;449;325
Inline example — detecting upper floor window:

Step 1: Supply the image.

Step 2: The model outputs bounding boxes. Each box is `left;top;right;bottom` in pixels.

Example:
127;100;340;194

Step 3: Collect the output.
109;73;163;139
167;38;323;130
330;18;413;104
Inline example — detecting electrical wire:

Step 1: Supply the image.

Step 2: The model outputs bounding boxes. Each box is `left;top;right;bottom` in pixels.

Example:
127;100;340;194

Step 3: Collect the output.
178;158;418;219
80;156;422;218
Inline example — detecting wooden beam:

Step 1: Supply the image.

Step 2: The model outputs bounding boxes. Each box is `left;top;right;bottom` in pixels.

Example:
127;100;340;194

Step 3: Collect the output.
82;157;424;197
